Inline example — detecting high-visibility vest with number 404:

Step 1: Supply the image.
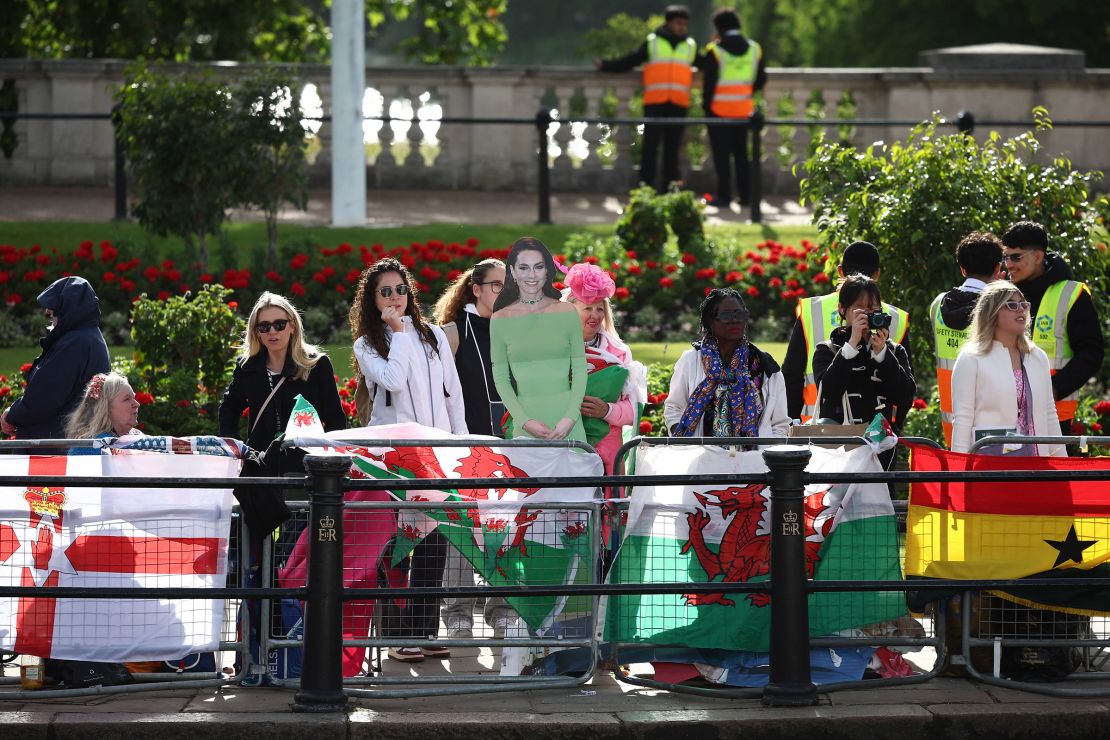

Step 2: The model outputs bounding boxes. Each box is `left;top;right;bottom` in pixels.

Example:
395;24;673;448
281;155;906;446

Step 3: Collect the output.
928;293;970;448
1032;279;1089;422
706;40;761;118
796;292;909;424
642;33;697;107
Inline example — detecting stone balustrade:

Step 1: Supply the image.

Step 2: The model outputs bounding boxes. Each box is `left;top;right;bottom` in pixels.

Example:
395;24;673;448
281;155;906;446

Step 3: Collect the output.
1;44;1107;193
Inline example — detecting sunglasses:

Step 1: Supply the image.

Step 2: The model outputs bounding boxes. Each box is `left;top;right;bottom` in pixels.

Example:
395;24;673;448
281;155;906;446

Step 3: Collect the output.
255;319;290;333
476;280;504;294
377;284;410;298
714;310;750;323
1002;300;1031;312
1002;252;1027;264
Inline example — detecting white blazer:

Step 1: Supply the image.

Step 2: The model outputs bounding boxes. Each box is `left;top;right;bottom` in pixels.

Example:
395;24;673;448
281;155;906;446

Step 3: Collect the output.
950;340;1063;456
664;347;790;438
354;317;468;434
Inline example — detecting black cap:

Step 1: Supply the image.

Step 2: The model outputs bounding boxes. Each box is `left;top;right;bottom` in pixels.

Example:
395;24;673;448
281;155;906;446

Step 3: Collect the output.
665;5;691;21
841;241;880;274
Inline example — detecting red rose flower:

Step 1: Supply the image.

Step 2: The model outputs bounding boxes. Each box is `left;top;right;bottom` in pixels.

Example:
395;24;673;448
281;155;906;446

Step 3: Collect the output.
680;253;697;265
659;276;674;288
663;264;678;274
291;282;306;297
20;363;32;374
748;264;765;277
156;291;171;301
135;391;154;405
813;273;830;284
769;276;783;288
639;420;653;434
1094;401;1110;416
912;398;928;410
175;399;190;408
1091;422;1103;433
625;250;637;259
614;287;630;299
725;270;741;283
746;286;760;297
227;301;238;310
628;264;642;276
585;256;599;265
646;260;659;269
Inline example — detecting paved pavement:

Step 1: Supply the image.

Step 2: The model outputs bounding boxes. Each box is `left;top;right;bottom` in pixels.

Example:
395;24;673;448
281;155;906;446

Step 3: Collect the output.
4;646;1110;738
0;187;814;227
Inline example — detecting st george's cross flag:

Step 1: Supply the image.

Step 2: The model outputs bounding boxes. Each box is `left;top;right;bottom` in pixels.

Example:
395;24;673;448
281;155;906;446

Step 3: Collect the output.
288;419;604;633
605;441;907;652
905;444;1110;614
0;443;240;661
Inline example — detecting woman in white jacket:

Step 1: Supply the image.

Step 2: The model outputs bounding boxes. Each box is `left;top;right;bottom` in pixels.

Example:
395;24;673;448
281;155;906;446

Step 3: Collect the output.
664;288;789;439
950;280;1064;457
349;257;468;664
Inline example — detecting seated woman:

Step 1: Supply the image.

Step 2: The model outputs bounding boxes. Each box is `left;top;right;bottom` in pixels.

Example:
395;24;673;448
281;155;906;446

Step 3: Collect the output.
561;262;646;472
950;280;1064;456
812;274;915;466
66;372;141;453
664;288;789;438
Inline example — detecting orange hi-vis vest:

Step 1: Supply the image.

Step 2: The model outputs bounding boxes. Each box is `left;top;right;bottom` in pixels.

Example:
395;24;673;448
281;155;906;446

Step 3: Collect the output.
706;39;761;118
929;292;970;448
643;33;697;107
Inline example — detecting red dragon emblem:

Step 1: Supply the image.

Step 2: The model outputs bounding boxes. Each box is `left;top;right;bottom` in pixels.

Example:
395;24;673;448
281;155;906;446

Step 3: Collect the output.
292;411;316;427
453;447;537;499
680;484;832;608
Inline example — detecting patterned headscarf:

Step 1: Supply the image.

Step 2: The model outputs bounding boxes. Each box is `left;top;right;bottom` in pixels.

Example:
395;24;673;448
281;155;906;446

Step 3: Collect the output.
673;336;763;438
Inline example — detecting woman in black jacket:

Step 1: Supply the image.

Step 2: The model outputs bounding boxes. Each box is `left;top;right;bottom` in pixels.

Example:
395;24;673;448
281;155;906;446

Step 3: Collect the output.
218;291;345;468
812;274;915;445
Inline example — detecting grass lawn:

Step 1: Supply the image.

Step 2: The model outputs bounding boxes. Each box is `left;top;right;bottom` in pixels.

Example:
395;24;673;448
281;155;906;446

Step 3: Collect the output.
0;341;792;380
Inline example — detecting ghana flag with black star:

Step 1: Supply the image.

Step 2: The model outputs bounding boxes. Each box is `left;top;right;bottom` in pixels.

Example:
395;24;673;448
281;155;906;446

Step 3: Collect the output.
905;444;1110;615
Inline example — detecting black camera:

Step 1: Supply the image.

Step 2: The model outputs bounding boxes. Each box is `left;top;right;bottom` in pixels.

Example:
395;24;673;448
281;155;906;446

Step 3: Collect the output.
867;311;892;330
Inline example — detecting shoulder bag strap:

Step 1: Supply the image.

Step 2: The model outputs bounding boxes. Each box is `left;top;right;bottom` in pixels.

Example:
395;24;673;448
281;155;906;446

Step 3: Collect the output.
250;376;287;435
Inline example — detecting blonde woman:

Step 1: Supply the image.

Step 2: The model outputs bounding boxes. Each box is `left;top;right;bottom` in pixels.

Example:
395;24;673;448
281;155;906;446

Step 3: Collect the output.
66;372;141;453
218;291;346;465
950;280;1063;456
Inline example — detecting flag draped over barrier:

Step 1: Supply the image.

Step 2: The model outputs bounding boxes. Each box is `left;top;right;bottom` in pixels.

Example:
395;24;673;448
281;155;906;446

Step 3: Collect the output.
605;443;906;652
292;420;604;632
906;444;1110;615
0;442;240;661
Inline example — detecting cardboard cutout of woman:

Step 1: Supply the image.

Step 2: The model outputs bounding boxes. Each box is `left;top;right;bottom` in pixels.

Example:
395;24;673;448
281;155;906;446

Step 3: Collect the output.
490;237;587;442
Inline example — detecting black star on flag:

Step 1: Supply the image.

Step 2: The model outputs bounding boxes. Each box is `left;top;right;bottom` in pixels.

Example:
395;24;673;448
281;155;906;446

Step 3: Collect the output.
1044;525;1098;569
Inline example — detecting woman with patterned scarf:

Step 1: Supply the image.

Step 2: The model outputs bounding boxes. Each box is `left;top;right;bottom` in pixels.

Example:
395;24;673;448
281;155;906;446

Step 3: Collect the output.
664;288;789;439
560;262;647;473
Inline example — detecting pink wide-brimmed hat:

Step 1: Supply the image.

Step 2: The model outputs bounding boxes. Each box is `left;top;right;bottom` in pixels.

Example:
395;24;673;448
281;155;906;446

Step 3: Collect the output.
566;262;616;303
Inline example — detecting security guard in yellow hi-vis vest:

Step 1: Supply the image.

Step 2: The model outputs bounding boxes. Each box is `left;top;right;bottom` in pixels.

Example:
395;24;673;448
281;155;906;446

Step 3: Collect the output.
1002;221;1105;434
701;8;766;210
782;241;911;423
928;232;1005;447
595;5;702;192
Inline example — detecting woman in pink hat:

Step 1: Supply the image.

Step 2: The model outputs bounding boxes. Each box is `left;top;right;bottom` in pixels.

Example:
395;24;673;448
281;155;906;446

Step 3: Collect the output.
561;262;647;474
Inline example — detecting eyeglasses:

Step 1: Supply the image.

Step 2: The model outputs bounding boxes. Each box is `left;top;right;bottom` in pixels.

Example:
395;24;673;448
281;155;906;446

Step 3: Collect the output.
255;319;290;333
377;285;410;298
1003;252;1026;264
476;280;504;294
1002;300;1031;312
714;310;750;323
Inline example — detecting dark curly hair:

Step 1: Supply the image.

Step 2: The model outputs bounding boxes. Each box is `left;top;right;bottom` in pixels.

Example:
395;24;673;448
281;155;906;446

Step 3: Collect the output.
698;287;749;343
349;258;438;366
1001;220;1049;251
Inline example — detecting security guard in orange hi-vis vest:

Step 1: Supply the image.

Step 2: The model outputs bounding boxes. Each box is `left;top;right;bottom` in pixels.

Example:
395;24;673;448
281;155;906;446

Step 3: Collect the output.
781;241;912;424
595;5;704;193
701;8;766;211
929;231;1005;448
1002;220;1105;435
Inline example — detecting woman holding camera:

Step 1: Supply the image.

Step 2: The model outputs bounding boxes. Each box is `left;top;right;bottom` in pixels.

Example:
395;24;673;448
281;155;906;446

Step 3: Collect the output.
811;274;915;438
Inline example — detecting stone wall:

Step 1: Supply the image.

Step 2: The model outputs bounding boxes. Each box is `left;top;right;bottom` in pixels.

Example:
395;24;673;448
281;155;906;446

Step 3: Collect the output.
1;44;1107;193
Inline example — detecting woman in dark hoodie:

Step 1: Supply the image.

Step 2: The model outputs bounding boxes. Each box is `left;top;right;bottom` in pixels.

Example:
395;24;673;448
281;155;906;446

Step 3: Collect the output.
1;276;110;439
812;274;915;462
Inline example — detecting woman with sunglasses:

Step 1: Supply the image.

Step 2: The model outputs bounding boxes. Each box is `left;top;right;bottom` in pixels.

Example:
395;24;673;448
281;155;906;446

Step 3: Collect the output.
350;257;466;664
219;291;346;461
950;280;1064;456
665;288;789;438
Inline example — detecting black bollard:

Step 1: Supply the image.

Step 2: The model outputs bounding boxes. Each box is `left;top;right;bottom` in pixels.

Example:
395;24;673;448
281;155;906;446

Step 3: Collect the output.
749;110;764;224
535;108;553;225
761;445;818;707
293;454;351;713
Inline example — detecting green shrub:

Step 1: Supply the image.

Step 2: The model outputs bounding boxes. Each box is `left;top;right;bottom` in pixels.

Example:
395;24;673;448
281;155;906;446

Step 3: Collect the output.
800;108;1110;382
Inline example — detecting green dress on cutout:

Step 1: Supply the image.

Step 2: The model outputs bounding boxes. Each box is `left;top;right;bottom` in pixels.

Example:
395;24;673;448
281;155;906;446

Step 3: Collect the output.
490;309;588;443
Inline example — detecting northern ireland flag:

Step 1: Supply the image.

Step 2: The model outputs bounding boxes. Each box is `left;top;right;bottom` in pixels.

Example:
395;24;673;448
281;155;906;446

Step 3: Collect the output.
292;422;604;632
606;443;906;651
0;446;239;661
906;444;1110;615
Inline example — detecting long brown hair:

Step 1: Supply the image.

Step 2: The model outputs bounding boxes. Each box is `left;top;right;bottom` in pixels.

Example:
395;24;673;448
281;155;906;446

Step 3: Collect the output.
433;258;505;325
349;257;439;363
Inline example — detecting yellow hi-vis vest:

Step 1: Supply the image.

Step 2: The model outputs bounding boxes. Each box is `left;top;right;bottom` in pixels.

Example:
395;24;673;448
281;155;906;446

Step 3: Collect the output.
797;292;909;423
1031;279;1088;422
643;33;697;107
706;40;761;118
929;292;971;448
